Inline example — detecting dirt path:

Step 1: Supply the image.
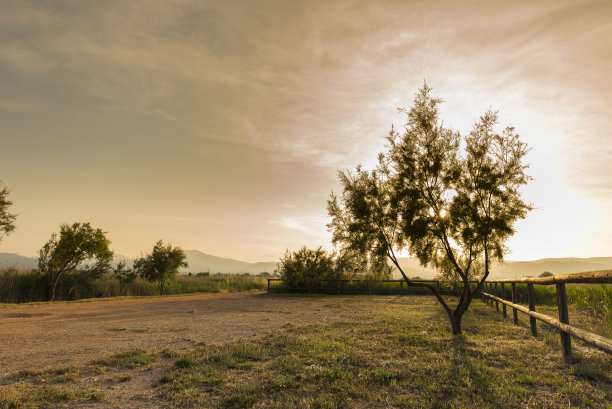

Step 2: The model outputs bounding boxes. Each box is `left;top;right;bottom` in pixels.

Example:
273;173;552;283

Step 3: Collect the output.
0;292;339;376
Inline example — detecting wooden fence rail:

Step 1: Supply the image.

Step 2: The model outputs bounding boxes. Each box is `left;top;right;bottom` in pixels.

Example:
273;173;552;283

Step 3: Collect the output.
481;270;612;364
267;279;443;295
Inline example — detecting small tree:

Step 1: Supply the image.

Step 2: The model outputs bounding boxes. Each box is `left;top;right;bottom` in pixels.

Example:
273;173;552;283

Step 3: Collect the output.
0;181;17;241
328;84;532;335
39;223;114;301
134;241;188;295
112;260;138;296
276;246;335;288
539;271;553;278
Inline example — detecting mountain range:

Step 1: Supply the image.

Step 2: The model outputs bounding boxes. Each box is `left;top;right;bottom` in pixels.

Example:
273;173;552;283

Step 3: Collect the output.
1;251;611;278
0;250;277;274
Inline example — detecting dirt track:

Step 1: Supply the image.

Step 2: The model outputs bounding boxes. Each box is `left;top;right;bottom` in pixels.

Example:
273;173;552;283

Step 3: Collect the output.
0;291;339;376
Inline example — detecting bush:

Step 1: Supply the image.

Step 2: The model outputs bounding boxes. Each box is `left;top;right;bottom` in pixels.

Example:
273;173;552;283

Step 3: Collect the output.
276;247;335;288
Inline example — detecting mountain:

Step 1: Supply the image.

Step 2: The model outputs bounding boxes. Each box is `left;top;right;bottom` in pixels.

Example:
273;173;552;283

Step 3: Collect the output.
0;250;278;275
0;253;134;270
181;250;277;274
0;253;38;269
395;256;612;280
2;251;610;278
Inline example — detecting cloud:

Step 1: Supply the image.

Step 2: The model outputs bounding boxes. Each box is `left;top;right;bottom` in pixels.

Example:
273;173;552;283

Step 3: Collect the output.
2;0;612;260
271;216;329;236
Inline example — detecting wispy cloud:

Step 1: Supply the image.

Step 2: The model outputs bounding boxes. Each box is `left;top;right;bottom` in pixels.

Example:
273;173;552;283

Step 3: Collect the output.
2;0;612;260
271;216;329;236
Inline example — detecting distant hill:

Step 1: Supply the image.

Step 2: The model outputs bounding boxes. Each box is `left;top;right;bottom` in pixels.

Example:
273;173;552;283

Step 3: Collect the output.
2;251;610;278
0;250;277;275
181;250;277;274
0;253;38;269
395;256;612;280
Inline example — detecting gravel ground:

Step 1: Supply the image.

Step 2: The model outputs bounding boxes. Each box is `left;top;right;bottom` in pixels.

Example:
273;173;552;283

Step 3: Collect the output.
0;291;340;376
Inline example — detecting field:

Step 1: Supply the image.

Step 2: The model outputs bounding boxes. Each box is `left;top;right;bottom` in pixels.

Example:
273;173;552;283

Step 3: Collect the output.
1;292;611;409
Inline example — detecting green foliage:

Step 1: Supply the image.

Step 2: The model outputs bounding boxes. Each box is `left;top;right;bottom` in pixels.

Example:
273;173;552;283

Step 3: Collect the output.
327;83;532;334
134;240;188;295
111;260;138;296
276;246;335;288
276;246;392;289
0;181;17;241
38;222;113;301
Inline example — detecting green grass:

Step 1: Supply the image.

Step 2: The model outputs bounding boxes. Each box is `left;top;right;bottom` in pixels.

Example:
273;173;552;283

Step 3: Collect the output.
0;268;268;304
94;349;157;369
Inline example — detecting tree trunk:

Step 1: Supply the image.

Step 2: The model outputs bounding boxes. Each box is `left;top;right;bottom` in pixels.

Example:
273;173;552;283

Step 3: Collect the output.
450;314;463;335
49;275;60;301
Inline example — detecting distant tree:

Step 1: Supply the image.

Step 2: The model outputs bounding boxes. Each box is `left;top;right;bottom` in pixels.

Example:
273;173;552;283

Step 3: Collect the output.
276;246;335;288
134;241;188;295
539;271;553;278
196;271;210;277
39;223;114;301
112;260;138;296
258;272;271;277
328;84;532;335
0;181;17;241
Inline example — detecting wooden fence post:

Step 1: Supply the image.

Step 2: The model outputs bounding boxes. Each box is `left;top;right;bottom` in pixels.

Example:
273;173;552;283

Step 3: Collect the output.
495;283;499;312
267;279;271;294
511;283;518;324
337;279;340;295
527;283;537;337
501;283;507;318
556;283;572;364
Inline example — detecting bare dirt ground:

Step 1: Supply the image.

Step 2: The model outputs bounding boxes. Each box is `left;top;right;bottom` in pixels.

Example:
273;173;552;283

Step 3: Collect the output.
0;291;339;377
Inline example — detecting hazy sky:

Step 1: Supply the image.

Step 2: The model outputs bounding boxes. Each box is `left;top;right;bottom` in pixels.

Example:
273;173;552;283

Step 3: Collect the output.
1;0;611;262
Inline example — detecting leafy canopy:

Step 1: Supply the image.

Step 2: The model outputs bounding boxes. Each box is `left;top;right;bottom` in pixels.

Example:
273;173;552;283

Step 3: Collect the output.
328;84;532;334
276;246;335;288
134;240;188;294
38;222;114;301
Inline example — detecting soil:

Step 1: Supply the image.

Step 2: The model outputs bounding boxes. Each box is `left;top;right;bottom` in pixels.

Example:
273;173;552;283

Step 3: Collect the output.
0;291;340;377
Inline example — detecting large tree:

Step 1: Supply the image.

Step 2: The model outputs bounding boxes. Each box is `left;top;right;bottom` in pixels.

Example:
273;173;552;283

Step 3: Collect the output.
39;222;114;301
0;181;17;241
328;84;532;335
134;241;188;295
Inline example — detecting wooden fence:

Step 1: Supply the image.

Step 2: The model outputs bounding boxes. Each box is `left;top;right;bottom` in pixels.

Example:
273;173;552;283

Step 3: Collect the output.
267;279;445;295
481;270;612;363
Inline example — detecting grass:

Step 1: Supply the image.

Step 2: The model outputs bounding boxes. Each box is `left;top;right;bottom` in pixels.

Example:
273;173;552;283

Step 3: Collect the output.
0;366;105;409
0;268;268;304
94;349;157;369
1;295;611;408
0;385;103;409
156;296;611;408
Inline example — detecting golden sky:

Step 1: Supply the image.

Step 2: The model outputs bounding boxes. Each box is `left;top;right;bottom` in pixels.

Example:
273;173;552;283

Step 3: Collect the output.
1;0;611;261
